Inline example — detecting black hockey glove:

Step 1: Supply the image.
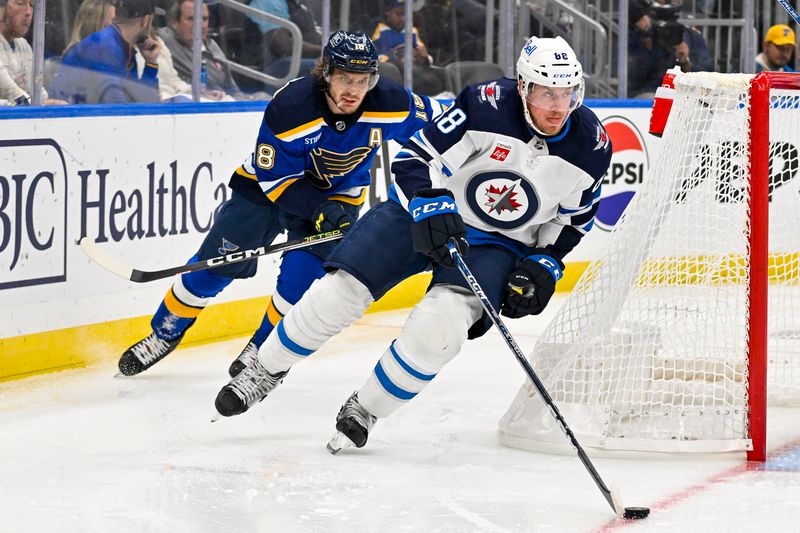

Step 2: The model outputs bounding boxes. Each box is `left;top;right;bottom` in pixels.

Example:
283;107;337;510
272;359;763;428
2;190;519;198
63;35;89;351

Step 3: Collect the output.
409;188;468;268
312;201;355;234
501;251;564;318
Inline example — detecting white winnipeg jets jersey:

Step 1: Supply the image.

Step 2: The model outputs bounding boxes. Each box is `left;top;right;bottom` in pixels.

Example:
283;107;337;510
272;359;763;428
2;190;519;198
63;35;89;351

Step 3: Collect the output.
388;78;612;259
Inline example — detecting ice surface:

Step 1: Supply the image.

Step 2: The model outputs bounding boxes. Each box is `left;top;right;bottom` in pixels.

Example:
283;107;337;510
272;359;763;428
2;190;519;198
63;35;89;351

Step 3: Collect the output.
1;299;798;532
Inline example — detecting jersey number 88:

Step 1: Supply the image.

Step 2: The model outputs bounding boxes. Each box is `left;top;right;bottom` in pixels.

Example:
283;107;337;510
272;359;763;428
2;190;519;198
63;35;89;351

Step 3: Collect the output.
256;144;276;170
436;108;467;134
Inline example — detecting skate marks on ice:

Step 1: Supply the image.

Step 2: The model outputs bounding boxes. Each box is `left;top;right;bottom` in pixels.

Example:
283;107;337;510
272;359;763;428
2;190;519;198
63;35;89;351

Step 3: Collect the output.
2;307;800;532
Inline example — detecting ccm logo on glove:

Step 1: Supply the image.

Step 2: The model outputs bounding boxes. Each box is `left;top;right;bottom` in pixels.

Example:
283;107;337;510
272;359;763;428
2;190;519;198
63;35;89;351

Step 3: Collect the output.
409;188;468;268
501;251;564;318
410;199;458;221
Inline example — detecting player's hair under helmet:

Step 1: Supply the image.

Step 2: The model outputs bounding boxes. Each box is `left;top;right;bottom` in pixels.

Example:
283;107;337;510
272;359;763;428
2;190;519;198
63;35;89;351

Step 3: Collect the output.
517;36;585;135
323;31;380;90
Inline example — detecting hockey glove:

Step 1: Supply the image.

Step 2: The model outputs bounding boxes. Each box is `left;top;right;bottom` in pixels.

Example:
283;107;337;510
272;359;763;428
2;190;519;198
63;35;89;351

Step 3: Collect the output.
501;251;564;318
409;188;468;268
312;201;355;234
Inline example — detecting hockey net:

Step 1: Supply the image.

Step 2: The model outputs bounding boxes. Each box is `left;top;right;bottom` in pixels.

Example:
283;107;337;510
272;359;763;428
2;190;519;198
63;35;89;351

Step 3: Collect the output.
499;72;800;460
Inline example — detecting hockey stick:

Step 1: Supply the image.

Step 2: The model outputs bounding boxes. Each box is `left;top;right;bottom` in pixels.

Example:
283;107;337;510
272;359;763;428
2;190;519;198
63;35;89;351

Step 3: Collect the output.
776;0;800;24
446;240;630;517
79;229;344;283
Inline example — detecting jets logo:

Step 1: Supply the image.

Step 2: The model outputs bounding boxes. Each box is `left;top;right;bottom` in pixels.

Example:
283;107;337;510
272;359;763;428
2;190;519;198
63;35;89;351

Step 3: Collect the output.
465;171;538;229
594;125;610;151
309;146;373;189
485;183;523;214
478;81;503;110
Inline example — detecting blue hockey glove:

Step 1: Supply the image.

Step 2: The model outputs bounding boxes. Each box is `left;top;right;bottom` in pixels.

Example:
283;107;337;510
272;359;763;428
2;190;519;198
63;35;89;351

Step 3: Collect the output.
312;201;355;234
501;251;564;318
409;188;468;268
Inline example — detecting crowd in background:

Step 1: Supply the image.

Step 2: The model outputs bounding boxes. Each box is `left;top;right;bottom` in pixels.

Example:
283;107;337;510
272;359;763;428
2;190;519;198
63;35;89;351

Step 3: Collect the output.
0;0;797;106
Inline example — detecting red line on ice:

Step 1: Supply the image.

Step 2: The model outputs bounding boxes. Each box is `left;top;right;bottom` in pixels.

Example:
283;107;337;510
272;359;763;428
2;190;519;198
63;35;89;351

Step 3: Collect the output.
592;436;800;532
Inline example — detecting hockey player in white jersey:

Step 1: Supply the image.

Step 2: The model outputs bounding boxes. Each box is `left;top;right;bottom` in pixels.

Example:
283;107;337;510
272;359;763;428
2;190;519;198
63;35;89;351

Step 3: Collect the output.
212;36;612;453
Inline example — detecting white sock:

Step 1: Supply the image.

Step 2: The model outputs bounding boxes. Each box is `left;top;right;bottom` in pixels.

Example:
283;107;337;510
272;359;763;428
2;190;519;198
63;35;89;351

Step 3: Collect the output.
258;270;373;373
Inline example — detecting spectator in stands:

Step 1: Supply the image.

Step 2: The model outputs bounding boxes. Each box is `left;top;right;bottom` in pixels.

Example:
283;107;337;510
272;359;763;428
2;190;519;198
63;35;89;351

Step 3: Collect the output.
0;55;28;104
65;0;115;51
0;0;29;104
756;24;796;72
53;0;162;103
416;0;486;64
247;0;320;78
63;1;197;103
159;0;264;100
371;0;447;96
135;26;221;102
0;0;65;104
628;0;714;97
372;0;429;65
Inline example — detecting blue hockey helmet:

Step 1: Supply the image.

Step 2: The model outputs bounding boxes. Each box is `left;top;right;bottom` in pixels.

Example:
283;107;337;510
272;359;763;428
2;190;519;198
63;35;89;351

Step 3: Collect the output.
323;31;380;89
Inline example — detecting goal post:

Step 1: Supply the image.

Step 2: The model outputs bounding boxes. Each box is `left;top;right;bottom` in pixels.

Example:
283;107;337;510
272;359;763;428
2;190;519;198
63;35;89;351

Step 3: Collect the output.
747;72;800;460
498;72;800;462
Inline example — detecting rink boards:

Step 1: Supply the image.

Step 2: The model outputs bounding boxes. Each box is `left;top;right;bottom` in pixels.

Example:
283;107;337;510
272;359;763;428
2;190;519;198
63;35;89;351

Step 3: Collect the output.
0;99;658;380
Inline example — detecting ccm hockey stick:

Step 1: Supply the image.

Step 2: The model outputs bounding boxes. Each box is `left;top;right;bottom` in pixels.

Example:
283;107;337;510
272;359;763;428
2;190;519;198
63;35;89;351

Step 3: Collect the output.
79;229;343;283
776;0;800;24
446;240;649;519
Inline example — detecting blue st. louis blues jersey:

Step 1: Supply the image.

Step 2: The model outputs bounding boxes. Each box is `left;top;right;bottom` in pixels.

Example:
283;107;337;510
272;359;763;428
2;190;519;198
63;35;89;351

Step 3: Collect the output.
390;77;612;260
229;75;444;216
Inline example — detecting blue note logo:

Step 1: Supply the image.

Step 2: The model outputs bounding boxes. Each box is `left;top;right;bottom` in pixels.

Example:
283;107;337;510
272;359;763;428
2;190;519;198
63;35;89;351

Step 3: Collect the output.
0;139;68;289
218;238;240;255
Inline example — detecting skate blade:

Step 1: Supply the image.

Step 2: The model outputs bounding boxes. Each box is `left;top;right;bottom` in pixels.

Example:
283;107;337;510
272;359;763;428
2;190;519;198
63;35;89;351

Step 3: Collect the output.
210;412;222;423
326;431;356;455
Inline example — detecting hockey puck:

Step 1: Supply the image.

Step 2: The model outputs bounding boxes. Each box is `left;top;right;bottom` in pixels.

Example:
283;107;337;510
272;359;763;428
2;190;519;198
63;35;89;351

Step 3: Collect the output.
623;507;650;519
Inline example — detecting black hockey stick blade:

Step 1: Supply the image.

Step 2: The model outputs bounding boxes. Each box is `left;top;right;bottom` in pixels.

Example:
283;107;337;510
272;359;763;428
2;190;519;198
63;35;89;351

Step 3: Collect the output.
79;229;344;283
446;239;627;517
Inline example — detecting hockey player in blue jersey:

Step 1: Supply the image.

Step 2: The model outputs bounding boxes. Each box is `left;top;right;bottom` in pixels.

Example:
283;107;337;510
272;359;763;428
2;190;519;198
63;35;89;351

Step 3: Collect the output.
117;31;444;377
213;36;612;454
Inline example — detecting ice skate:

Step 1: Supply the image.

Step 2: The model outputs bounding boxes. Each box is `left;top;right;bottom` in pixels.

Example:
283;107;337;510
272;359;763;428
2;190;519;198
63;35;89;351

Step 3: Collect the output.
117;331;185;376
227;336;259;378
214;358;288;417
326;391;377;454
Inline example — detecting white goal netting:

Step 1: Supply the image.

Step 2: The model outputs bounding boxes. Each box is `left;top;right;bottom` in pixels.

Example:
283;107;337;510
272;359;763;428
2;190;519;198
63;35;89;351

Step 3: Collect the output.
499;73;800;454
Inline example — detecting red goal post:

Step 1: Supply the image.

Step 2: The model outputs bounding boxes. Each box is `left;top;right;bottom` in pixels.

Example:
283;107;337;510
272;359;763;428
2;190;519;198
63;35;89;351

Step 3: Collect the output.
748;72;800;460
499;72;800;462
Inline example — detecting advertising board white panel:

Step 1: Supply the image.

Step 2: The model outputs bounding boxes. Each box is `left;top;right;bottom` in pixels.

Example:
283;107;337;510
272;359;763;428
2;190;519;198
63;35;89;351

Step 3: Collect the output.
0;103;661;339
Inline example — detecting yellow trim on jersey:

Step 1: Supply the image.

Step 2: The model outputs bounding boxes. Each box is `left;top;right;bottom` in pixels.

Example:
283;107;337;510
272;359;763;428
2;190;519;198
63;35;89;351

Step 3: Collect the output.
235;166;257;180
275;117;325;141
413;28;425;48
328;189;368;205
371;22;390;41
266;298;283;326
361;111;409;121
265;177;300;202
164;288;204;318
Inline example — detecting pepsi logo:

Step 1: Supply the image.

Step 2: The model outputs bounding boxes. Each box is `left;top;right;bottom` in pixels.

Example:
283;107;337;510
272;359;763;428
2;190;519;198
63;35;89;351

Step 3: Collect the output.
596;116;650;231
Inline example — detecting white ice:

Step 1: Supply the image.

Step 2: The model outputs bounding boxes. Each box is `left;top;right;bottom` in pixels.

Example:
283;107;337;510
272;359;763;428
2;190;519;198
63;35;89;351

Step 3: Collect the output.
2;296;799;533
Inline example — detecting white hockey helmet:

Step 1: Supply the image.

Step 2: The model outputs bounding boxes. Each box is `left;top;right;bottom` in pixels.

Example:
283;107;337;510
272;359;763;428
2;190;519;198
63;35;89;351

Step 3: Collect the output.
517;36;585;134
